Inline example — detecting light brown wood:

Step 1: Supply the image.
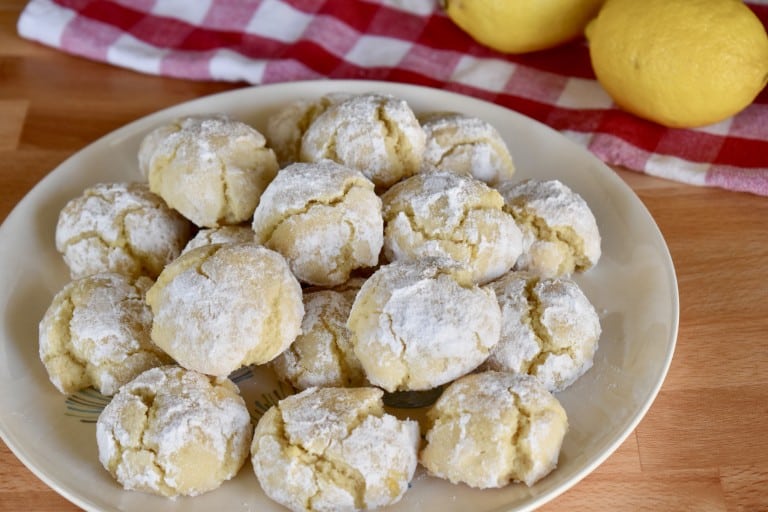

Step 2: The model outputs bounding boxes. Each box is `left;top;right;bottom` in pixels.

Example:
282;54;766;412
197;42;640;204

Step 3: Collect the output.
1;1;767;510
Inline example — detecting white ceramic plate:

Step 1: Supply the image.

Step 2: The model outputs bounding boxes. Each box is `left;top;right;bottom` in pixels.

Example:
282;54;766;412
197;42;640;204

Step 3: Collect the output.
0;80;678;512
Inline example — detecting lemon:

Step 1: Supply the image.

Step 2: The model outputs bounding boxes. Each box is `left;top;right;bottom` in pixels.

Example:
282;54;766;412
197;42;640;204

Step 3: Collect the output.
443;0;605;54
586;0;768;128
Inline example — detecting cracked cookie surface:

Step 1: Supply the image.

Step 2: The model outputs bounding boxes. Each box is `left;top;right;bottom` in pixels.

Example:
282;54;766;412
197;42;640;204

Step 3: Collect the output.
38;272;171;396
272;287;367;390
181;225;255;255
498;179;601;278
381;171;523;284
483;271;601;392
96;365;252;498
300;93;426;188
139;115;278;227
419;112;516;186
252;161;383;287
266;93;354;167
55;182;192;280
419;371;568;488
346;258;501;392
251;387;419;512
146;242;303;376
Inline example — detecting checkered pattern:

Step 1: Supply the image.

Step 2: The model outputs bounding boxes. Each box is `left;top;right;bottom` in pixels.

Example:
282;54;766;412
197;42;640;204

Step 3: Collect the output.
17;0;768;196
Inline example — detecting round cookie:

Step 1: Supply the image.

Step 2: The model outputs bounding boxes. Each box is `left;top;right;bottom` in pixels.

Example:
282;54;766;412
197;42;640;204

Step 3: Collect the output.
484;271;601;392
498;179;601;277
146;242;304;376
381;170;523;284
346;258;501;392
419;112;516;185
39;272;172;396
266;93;353;167
272;287;367;390
252;160;383;287
138;115;279;227
300;93;426;188
181;225;254;254
55;182;192;280
251;386;420;512
96;365;252;498
420;371;568;488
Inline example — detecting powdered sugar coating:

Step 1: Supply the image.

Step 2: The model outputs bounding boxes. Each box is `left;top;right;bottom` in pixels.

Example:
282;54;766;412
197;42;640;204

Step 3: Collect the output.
346;258;501;392
498;179;601;277
266;93;354;167
382;171;523;284
420;112;516;185
96;365;252;498
146;242;304;376
139;115;279;227
38;272;171;396
420;371;568;488
484;271;601;392
251;387;419;512
272;288;367;390
55;182;192;280
252;160;383;287
181;225;254;254
300;93;426;188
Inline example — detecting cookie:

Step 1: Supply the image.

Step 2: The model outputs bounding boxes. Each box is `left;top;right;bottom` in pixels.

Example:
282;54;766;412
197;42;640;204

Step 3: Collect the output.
266;93;353;167
420;371;568;488
96;365;252;498
498;179;601;277
300;93;426;188
252;160;383;287
484;271;601;391
55;182;192;279
420;112;515;185
39;272;171;396
251;386;419;512
381;170;523;284
346;258;501;392
146;242;303;376
139;115;278;227
272;287;367;390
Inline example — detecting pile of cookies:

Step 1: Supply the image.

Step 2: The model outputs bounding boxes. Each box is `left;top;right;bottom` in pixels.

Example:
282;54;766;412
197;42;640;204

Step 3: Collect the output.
40;91;602;511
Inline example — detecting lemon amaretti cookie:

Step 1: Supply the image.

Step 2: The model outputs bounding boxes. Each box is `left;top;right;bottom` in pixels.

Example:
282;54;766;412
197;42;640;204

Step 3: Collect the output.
266;93;353;167
484;271;601;392
498;179;601;278
381;170;523;284
251;386;420;512
55;182;192;280
420;371;568;488
146;242;304;377
252;160;383;287
39;272;172;396
96;365;252;498
138;115;279;227
300;93;426;188
346;258;501;393
272;286;367;391
419;112;516;185
180;225;254;254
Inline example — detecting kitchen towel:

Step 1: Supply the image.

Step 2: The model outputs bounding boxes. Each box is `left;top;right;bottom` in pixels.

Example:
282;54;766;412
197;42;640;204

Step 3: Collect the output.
17;0;768;195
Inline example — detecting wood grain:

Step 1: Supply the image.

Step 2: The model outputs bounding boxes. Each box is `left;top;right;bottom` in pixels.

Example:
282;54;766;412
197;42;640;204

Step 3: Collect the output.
2;1;767;510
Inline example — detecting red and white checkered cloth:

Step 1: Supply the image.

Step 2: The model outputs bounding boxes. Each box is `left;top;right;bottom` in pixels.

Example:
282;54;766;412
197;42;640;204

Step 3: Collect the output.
17;0;768;196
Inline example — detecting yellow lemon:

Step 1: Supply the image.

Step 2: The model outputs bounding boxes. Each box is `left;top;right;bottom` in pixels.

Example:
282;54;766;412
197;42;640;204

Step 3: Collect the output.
586;0;768;128
443;0;605;54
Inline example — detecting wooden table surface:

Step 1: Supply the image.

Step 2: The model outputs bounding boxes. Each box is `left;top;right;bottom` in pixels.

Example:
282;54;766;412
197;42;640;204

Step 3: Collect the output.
2;2;767;511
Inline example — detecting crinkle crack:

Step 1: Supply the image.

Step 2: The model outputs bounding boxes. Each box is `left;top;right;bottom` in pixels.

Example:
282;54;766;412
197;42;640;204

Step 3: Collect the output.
273;402;370;510
521;277;576;374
